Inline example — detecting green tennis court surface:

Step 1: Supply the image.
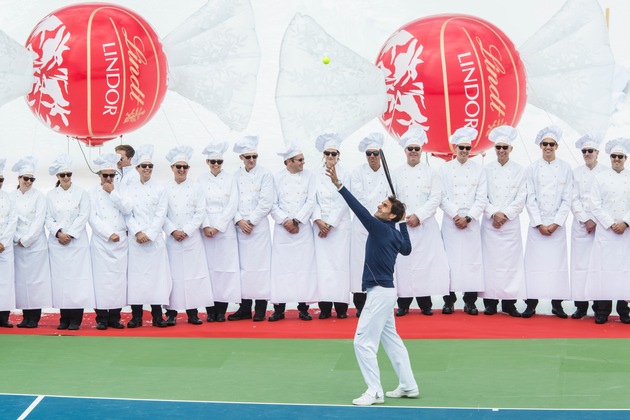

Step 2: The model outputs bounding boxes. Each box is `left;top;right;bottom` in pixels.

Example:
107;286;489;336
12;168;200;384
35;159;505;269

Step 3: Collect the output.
1;335;629;410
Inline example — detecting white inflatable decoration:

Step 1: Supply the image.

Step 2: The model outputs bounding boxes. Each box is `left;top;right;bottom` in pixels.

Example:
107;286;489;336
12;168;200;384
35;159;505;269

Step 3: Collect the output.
275;13;386;147
520;0;615;138
163;0;261;131
0;30;33;107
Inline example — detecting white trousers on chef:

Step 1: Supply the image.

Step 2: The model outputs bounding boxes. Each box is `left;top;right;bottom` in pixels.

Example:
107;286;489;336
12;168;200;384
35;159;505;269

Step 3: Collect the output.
354;286;418;397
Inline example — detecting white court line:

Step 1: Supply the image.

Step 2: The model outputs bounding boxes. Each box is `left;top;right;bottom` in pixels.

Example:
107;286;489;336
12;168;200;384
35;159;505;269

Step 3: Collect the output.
16;395;44;420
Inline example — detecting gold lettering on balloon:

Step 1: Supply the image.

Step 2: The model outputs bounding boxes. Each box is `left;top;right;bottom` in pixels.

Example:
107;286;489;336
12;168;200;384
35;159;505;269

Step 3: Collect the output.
475;37;506;117
121;27;147;109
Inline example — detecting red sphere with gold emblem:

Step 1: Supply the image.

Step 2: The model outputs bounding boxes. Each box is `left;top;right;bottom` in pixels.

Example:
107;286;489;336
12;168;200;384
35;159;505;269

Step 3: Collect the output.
24;3;168;146
376;14;526;159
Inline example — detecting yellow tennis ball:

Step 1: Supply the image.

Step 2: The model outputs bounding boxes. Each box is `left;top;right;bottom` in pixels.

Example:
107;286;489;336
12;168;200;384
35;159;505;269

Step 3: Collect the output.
322;56;331;65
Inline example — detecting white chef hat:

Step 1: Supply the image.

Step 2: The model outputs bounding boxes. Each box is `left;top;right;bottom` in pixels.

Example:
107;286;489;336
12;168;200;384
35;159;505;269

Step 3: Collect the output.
166;145;194;165
93;153;120;172
277;143;302;161
12;156;37;176
132;144;154;166
315;133;342;152
488;125;517;145
449;126;478;145
535;125;562;145
398;126;428;148
48;154;73;176
0;158;6;176
233;135;259;155
203;141;229;159
574;133;602;150
605;138;630;156
358;132;385;152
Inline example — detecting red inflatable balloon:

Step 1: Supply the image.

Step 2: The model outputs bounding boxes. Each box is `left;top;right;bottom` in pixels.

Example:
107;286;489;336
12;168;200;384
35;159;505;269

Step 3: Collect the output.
376;14;526;159
25;3;168;146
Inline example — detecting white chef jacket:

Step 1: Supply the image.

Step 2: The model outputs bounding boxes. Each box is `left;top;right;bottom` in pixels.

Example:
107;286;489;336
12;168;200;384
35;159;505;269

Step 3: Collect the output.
523;158;573;299
393;162;450;297
45;184;95;309
439;158;488;292
88;183;131;309
233;164;274;300
270;168;318;303
198;170;241;303
0;190;17;311
480;159;527;300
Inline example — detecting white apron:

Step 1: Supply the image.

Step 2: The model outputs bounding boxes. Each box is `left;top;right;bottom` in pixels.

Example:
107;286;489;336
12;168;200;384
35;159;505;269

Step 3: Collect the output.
271;223;318;303
524;225;570;299
441;214;484;292
166;229;214;310
314;218;351;303
480;216;526;299
395;217;450;297
569;218;596;301
14;232;52;309
0;244;15;311
584;227;630;300
127;236;172;305
202;224;241;303
237;220;272;300
90;233;128;309
350;220;368;293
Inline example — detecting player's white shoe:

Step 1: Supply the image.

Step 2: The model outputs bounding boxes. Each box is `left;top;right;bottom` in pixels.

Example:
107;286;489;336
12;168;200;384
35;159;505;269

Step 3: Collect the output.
352;392;385;406
385;387;420;398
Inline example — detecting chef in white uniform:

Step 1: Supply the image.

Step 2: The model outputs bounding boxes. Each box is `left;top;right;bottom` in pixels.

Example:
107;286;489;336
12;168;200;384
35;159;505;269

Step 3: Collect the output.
228;136;274;322
585;138;630;324
393;127;449;317
115;144;139;191
313;133;352;319
569;134;607;319
439;127;488;315
163;145;213;326
350;133;390;317
125;144;171;328
0;159;18;328
89;153;132;330
199;141;241;323
523;125;573;318
12;156;51;328
269;144;318;321
46;154;94;330
480;126;527;317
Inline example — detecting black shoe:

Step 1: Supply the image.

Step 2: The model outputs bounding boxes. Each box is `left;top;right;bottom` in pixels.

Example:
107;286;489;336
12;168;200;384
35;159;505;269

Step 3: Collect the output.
483;306;497;315
355;309;362;318
442;305;454;315
463;305;478;316
522;307;536;318
395;308;409;317
206;313;216;323
318;312;331;320
216;313;226;322
127;317;142;328
0;321;13;328
227;309;252;321
502;308;522;318
166;314;177;326
152;316;167;327
571;309;587;319
108;322;125;329
421;308;433;316
337;312;348;319
552;307;568;319
17;319;29;328
620;315;630;324
253;312;266;322
57;322;69;330
68;322;80;331
299;311;312;321
268;312;285;322
595;315;608;324
188;316;202;325
96;322;107;330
